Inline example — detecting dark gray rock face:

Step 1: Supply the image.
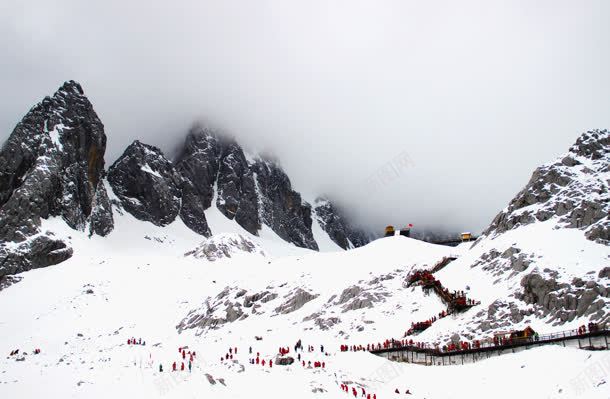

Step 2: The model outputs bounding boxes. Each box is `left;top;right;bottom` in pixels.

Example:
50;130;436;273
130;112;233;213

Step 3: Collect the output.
175;128;218;236
175;127;260;236
484;130;609;244
0;81;112;277
314;197;371;249
252;158;318;250
175;127;221;210
0;234;73;277
111;127;336;248
108;141;182;227
216;141;261;235
89;180;114;236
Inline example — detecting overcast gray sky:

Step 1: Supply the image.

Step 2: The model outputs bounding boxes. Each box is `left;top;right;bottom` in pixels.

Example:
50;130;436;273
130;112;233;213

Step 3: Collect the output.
1;0;609;235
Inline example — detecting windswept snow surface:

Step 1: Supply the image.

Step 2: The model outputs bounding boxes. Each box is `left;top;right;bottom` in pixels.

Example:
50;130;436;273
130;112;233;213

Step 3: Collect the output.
0;211;608;398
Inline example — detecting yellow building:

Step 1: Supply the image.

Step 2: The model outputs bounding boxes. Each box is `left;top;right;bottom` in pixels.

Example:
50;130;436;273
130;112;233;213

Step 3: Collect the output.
384;225;395;237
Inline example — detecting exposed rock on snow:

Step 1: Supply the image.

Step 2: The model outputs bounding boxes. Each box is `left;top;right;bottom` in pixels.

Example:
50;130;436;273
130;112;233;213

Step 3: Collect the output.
215;141;261;235
274;288;318;314
519;272;609;324
0;233;73;277
108;141;182;227
314;197;372;249
178;285;284;333
252;157;318;250
427;130;610;342
88;180;114;236
0;81;111;276
185;233;266;261
333;284;390;313
0;275;23;291
175;126;259;236
484;129;609;244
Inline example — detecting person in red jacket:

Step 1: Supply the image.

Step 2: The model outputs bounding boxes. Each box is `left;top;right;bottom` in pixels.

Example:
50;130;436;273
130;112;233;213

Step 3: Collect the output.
269;360;273;368
181;362;185;371
261;359;266;366
172;361;177;371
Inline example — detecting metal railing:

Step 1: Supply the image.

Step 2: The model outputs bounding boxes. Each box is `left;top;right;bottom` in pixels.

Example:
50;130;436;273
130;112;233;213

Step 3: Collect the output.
370;327;610;357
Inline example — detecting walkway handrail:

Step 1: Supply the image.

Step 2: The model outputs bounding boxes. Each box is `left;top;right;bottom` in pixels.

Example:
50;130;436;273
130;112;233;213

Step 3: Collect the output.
369;328;610;356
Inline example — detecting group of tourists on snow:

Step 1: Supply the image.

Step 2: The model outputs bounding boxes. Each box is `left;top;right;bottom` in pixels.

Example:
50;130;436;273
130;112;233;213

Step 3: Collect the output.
158;346;196;373
340;383;384;398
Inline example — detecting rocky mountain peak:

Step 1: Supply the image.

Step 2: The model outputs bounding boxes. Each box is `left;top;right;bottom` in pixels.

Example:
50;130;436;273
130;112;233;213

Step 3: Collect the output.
251;157;318;250
568;129;609;160
314;196;371;250
0;80;113;277
484;129;609;243
108;140;182;227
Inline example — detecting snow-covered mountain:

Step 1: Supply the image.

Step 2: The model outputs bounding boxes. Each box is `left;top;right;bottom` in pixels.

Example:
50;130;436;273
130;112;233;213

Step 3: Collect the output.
0;81;113;276
0;82;371;279
417;129;610;342
0;82;608;399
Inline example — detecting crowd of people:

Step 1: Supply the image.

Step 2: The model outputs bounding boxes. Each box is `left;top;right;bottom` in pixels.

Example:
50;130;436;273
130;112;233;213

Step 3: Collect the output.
158;346;197;373
340;383;377;398
127;337;146;346
579;323;600;334
406;269;479;312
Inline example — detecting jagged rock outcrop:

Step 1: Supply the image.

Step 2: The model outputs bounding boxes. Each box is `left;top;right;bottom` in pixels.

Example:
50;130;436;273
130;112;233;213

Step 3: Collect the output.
518;273;609;325
484;129;609;244
314;197;371;249
252;158;318;250
274;288;318;314
0;80;112;277
175;127;220;236
442;130;610;338
175;127;260;235
89;180;114;236
0;79;371;275
108;141;182;226
216;141;260;235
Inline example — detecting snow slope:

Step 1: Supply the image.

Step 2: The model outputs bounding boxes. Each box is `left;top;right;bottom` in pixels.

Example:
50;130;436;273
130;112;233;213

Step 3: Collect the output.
1;207;608;399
